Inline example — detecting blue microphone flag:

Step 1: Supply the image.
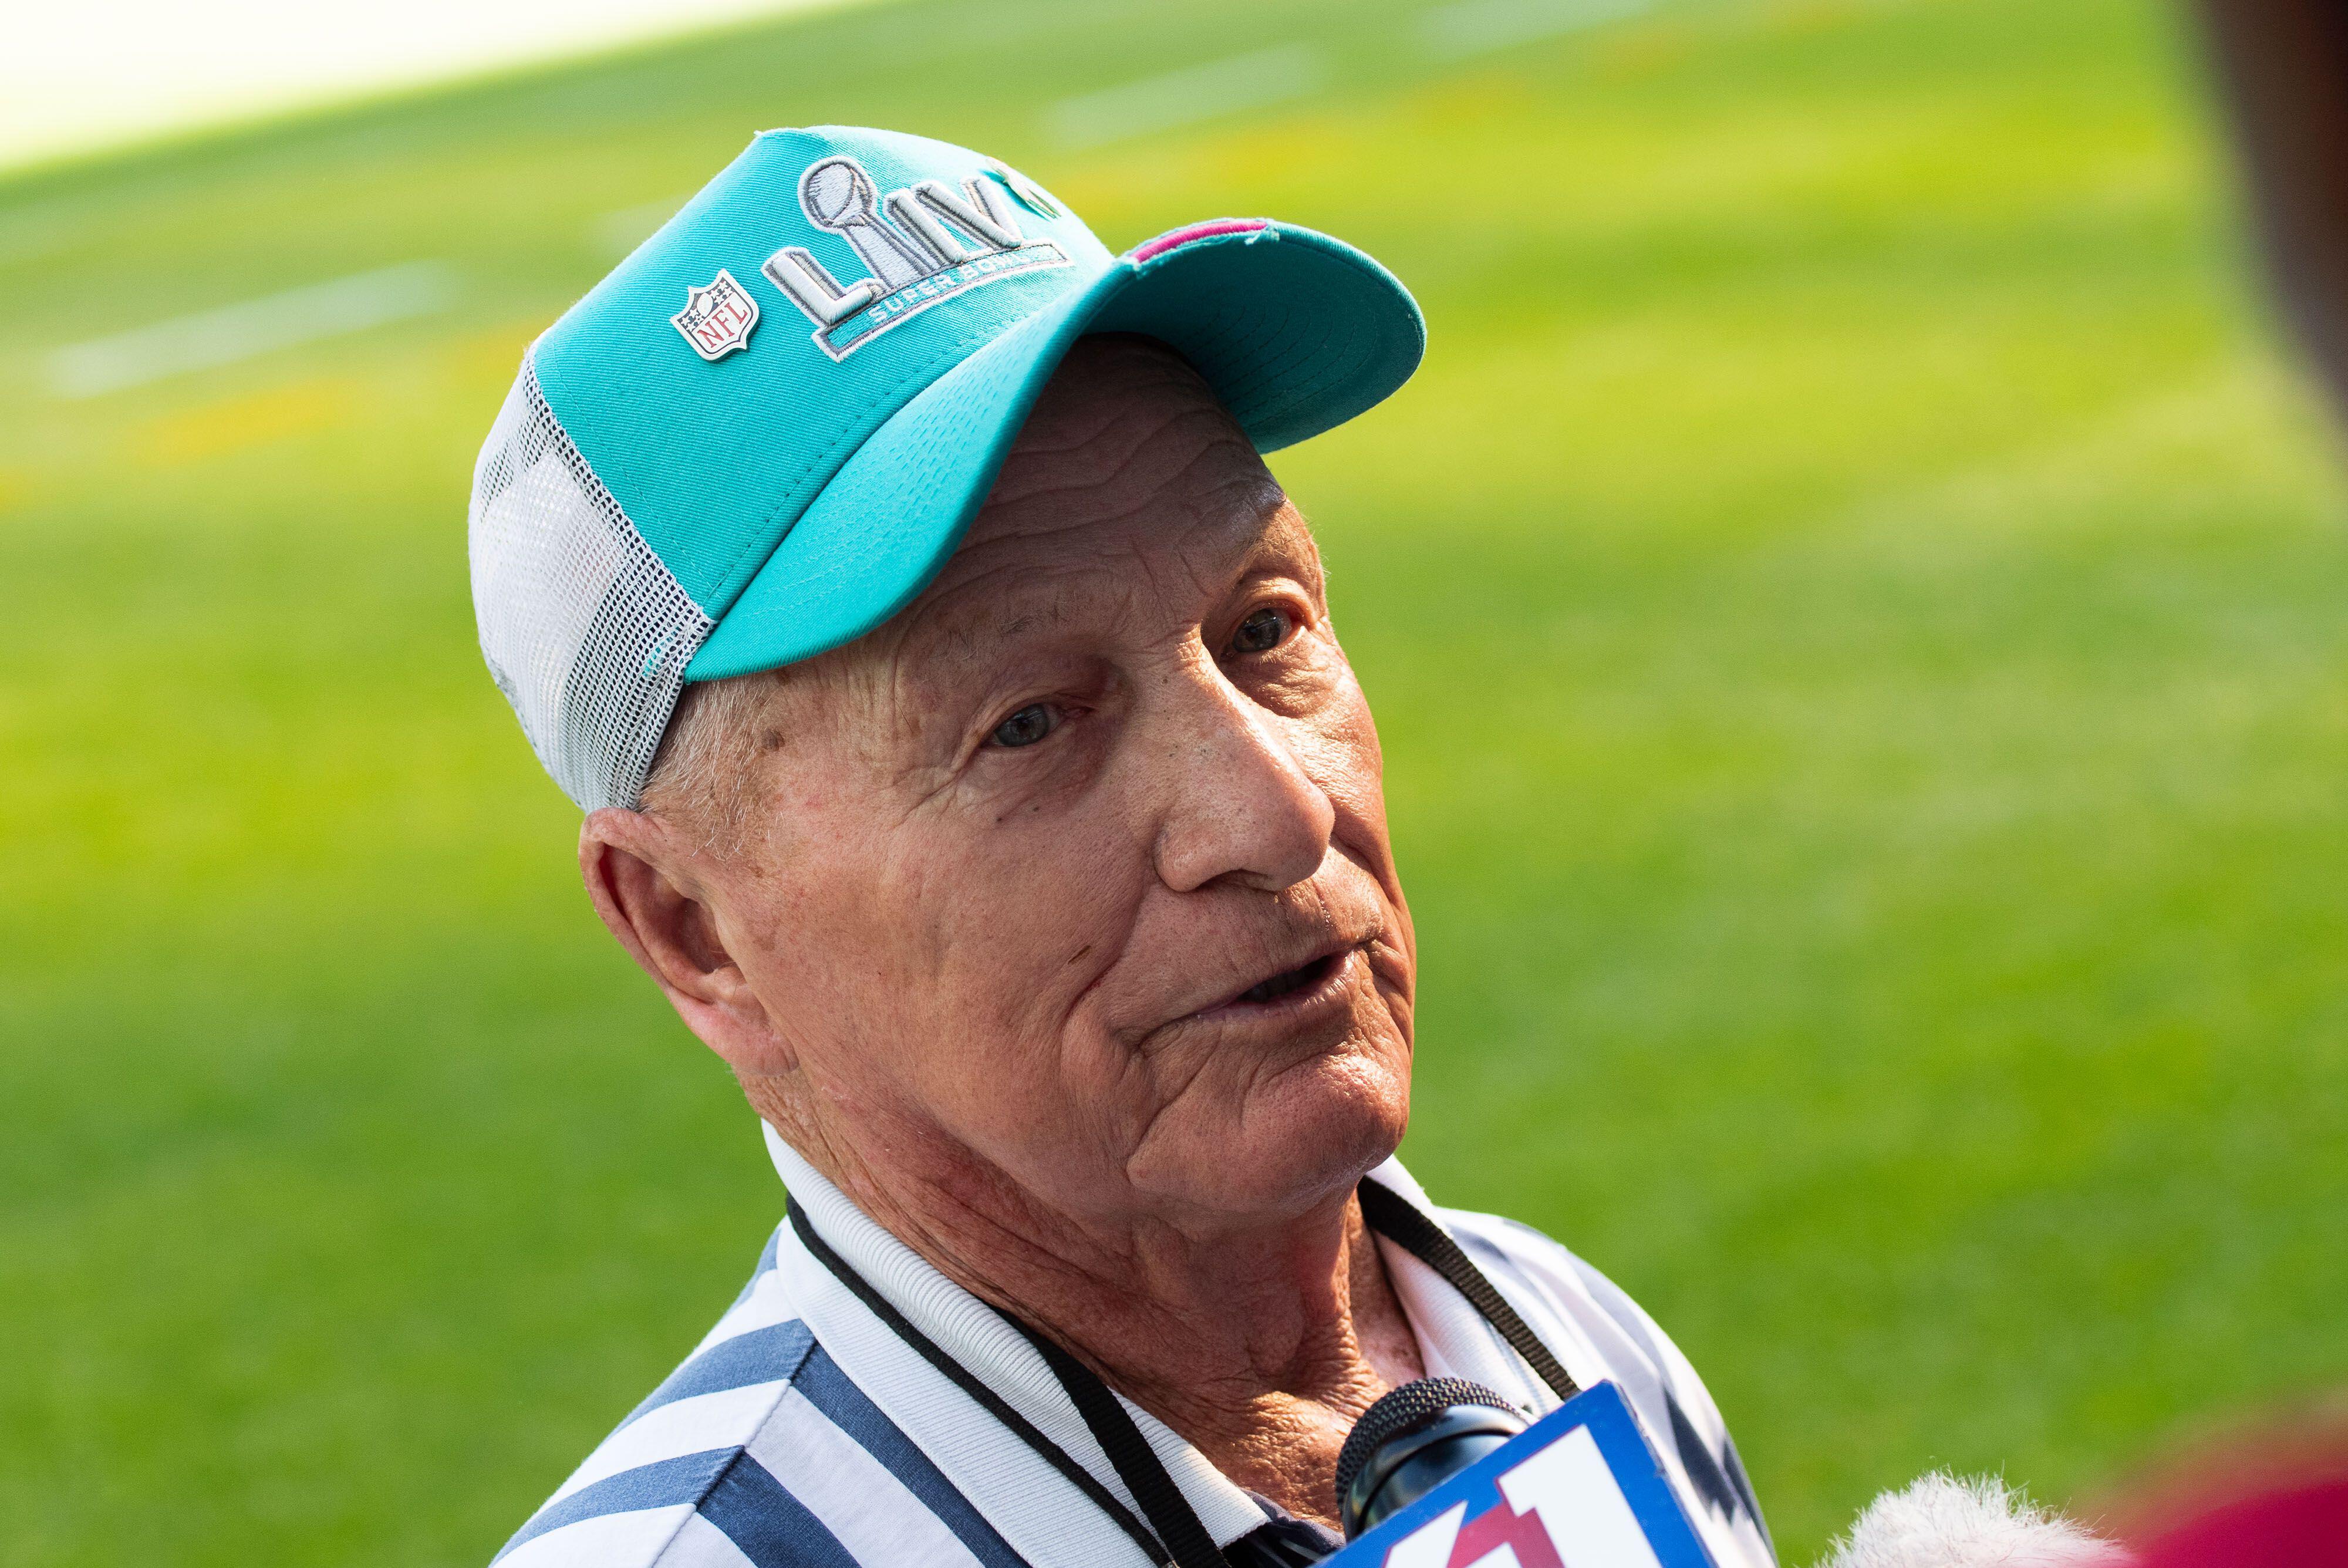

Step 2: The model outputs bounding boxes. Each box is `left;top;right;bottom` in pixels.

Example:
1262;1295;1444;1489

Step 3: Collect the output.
1324;1381;1719;1568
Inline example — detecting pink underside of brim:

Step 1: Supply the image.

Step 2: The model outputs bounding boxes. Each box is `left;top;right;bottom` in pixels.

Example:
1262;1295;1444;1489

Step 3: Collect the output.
1127;218;1271;264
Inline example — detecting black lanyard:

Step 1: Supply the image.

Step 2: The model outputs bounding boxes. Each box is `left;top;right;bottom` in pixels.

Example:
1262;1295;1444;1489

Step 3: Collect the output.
787;1180;1579;1568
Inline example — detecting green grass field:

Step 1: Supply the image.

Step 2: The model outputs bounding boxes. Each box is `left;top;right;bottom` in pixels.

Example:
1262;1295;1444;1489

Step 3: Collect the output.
5;0;2346;1560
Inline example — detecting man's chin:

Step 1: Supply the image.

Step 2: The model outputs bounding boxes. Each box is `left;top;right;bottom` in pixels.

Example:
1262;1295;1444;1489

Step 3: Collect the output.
1128;1042;1411;1226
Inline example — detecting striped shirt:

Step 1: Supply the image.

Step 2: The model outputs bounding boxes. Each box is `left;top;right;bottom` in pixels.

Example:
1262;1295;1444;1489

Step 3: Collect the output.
492;1126;1776;1568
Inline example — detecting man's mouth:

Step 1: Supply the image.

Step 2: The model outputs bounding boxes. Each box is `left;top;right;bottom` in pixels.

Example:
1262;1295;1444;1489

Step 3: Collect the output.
1156;918;1384;1031
1235;949;1347;1006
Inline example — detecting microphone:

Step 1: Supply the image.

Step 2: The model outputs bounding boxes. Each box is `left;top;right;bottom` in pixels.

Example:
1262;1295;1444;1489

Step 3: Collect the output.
1335;1378;1530;1539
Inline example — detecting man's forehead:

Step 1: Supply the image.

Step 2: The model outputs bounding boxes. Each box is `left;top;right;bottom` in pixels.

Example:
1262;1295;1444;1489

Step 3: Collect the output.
887;339;1311;659
903;483;1311;663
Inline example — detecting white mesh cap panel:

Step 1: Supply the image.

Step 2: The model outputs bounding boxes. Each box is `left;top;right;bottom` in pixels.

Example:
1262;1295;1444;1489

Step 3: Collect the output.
468;356;714;810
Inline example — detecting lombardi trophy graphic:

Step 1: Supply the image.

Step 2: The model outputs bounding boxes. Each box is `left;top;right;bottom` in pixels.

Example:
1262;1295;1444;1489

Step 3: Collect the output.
764;154;1071;359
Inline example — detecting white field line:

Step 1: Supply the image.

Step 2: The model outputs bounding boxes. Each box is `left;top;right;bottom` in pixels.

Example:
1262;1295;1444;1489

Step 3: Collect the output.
1045;43;1328;150
592;194;691;255
48;260;457;398
1418;0;1656;58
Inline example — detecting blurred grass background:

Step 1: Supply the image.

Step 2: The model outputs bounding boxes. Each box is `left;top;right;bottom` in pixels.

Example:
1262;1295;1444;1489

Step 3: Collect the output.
4;0;2346;1562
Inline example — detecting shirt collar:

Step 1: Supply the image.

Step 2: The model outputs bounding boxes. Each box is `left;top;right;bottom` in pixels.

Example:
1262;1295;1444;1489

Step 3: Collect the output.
761;1125;1549;1567
1356;1161;1569;1415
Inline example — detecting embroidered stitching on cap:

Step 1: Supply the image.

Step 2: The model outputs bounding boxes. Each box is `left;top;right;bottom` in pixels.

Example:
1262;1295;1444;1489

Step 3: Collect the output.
763;156;1074;362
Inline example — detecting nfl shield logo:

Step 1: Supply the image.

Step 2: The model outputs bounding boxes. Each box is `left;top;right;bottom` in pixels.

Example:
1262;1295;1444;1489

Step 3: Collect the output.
671;269;760;360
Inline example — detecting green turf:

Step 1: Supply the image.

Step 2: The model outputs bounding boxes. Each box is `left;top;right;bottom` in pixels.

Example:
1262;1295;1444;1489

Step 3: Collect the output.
4;0;2346;1560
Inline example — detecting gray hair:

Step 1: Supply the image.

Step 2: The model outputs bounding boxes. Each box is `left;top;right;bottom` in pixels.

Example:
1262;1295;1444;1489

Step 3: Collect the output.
637;671;775;851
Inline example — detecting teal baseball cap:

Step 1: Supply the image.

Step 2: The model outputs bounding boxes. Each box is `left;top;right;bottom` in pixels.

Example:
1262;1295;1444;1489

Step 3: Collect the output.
468;125;1424;810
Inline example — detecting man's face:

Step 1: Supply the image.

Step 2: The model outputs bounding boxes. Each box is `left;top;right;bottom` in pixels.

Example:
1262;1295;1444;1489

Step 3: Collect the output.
677;336;1413;1233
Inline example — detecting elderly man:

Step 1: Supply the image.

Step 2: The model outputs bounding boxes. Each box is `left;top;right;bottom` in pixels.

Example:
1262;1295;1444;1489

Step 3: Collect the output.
469;126;1774;1568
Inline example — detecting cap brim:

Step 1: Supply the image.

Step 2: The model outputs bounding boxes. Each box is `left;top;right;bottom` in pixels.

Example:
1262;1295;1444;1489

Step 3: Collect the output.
684;221;1423;680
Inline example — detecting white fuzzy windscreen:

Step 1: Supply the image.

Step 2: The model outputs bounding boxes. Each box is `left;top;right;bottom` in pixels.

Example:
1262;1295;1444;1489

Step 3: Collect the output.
1814;1473;2133;1568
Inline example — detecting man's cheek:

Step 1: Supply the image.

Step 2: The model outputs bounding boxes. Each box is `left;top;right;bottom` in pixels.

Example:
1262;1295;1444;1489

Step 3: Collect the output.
948;876;1132;1040
1292;692;1385;812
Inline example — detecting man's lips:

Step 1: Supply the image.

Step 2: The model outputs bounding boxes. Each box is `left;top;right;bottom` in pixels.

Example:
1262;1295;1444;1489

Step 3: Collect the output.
1185;936;1365;1023
1236;950;1344;1005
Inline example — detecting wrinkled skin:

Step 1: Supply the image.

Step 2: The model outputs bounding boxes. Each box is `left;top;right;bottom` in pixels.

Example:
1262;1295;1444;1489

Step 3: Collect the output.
583;335;1423;1525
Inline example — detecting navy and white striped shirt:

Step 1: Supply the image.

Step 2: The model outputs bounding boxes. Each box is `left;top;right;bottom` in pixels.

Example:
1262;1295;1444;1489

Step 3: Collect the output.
492;1127;1775;1568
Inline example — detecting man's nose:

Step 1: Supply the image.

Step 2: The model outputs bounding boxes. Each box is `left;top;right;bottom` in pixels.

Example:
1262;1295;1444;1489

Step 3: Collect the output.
1151;657;1337;896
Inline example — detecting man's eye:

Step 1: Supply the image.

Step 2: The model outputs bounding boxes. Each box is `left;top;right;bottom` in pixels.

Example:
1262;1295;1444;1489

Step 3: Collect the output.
989;703;1057;748
1230;607;1292;656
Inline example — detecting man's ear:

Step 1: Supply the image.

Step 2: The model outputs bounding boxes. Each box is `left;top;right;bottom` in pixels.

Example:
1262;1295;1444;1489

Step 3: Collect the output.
579;808;794;1075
